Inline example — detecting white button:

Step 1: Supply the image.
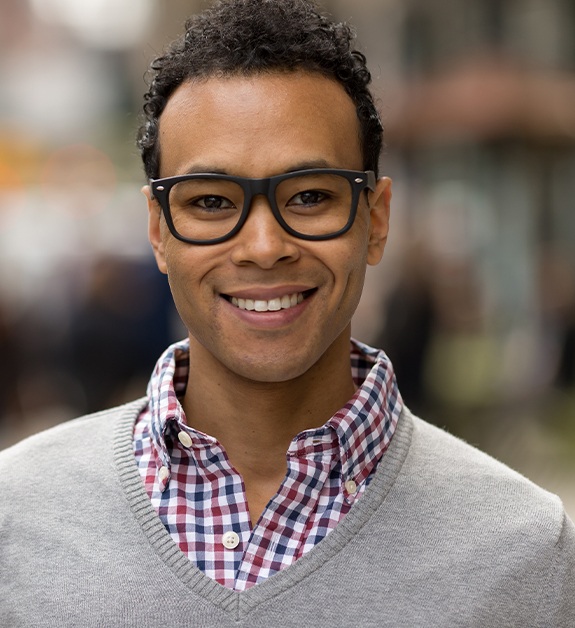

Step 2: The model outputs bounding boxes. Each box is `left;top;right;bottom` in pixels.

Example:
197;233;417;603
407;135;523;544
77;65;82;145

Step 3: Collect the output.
178;431;193;448
221;531;240;550
345;479;358;494
158;466;170;482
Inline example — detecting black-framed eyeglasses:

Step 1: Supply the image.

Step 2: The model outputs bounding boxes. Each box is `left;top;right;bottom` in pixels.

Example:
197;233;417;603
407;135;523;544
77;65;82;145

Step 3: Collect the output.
150;168;376;245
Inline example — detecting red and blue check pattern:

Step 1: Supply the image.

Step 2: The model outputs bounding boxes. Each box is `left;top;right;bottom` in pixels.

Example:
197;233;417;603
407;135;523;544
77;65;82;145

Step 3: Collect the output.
133;338;403;591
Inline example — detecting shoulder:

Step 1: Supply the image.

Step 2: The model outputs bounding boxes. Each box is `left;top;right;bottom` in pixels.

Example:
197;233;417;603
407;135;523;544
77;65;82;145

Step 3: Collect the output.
397;410;567;540
392;412;575;621
413;413;554;482
0;398;147;480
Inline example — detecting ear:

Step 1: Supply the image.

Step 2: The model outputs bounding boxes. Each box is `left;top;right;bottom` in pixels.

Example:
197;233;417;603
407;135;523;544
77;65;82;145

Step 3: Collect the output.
143;184;168;274
366;176;391;266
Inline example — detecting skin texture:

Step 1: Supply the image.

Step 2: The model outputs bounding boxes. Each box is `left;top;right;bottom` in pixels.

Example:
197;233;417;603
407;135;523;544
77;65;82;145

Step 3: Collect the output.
145;71;391;524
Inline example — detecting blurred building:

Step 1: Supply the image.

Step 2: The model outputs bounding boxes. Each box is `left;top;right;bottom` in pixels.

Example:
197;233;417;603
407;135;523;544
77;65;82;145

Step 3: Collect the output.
337;0;575;415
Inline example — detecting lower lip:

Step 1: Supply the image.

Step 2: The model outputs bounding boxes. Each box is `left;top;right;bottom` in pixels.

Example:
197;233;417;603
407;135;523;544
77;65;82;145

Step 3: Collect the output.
222;293;314;328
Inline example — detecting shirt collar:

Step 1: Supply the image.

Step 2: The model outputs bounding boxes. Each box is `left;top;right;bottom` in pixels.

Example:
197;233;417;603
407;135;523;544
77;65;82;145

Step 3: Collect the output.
332;338;403;492
145;337;403;494
146;338;190;480
286;339;403;498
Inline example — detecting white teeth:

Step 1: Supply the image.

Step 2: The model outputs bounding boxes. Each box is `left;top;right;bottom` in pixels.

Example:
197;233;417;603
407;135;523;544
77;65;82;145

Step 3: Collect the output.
229;292;307;312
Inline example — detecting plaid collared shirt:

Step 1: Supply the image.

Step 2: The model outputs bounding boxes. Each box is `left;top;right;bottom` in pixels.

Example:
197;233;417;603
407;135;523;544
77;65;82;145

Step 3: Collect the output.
133;338;403;591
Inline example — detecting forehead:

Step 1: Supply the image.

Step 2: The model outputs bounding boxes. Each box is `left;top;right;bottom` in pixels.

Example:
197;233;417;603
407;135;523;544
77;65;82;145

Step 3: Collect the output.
157;71;363;178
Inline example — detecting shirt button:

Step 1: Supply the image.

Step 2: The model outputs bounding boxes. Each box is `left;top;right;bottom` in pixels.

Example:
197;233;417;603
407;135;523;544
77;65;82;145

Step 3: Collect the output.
345;479;358;494
158;466;170;482
221;531;240;550
178;430;193;448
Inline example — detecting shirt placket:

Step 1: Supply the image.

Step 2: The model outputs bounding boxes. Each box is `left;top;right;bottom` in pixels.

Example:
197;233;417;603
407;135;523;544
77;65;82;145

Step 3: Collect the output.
166;425;253;589
233;431;338;591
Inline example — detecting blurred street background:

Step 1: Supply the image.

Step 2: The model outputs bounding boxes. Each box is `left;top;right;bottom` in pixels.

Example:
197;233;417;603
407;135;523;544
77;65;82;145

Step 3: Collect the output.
1;0;574;517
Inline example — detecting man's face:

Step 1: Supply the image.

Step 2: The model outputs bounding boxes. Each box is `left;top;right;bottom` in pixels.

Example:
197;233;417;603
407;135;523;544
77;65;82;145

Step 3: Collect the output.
146;71;390;383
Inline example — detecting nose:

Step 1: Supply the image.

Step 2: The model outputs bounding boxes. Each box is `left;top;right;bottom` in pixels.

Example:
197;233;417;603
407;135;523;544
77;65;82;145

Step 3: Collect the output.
229;194;300;268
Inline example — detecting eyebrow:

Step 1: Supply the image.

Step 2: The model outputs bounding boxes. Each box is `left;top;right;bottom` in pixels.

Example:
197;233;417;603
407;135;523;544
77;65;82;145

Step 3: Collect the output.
182;165;229;175
180;159;336;177
284;159;333;173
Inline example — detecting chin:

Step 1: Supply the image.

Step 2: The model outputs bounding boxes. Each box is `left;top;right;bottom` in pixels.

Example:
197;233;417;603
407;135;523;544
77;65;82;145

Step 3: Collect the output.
226;353;315;384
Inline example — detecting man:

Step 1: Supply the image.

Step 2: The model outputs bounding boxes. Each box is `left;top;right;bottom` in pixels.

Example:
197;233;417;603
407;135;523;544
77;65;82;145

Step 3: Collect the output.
1;0;574;626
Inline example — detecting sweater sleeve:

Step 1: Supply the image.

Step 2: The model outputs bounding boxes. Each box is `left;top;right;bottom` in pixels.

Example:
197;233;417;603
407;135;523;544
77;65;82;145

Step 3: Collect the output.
541;511;575;627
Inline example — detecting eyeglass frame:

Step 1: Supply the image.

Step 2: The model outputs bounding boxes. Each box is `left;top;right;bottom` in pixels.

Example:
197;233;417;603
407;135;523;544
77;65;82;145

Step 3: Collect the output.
150;168;377;245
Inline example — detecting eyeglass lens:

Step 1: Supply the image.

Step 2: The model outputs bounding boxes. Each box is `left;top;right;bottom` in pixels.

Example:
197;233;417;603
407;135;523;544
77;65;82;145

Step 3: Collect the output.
167;172;355;241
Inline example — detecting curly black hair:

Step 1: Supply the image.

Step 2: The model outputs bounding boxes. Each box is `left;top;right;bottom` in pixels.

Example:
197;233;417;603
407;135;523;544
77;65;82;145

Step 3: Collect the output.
137;0;383;180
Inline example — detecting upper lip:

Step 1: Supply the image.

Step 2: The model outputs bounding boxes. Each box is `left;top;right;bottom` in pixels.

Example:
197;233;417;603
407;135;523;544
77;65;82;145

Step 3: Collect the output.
221;285;316;300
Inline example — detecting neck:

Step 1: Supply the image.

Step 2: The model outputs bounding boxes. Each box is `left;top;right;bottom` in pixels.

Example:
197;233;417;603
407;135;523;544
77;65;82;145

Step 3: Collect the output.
181;328;356;480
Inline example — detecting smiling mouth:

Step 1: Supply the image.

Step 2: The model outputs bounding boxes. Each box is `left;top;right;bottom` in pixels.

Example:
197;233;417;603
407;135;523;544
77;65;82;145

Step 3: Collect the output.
223;289;316;312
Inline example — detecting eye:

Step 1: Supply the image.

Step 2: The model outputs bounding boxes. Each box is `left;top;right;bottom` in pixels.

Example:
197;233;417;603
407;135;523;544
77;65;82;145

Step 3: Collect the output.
287;190;328;207
192;195;236;211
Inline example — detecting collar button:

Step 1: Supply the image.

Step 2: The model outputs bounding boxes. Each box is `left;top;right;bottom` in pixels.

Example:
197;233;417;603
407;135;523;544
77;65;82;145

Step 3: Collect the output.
344;479;358;494
178;430;193;448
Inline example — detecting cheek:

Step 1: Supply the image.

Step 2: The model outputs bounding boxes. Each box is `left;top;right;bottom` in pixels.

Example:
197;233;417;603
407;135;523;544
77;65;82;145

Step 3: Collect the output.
162;244;203;312
161;242;223;322
162;235;204;282
163;246;186;293
343;239;370;299
339;228;370;276
345;257;368;306
326;244;369;314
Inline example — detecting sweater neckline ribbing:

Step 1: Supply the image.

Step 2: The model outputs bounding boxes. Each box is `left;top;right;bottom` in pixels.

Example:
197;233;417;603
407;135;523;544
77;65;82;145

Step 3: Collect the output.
113;397;414;619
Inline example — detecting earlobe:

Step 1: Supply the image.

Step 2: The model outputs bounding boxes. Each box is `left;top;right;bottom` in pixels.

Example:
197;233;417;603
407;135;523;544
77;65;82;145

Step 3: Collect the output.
366;176;391;266
143;184;168;275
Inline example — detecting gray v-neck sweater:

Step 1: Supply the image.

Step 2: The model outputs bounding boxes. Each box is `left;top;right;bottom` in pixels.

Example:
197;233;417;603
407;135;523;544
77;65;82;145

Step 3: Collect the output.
1;399;574;627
